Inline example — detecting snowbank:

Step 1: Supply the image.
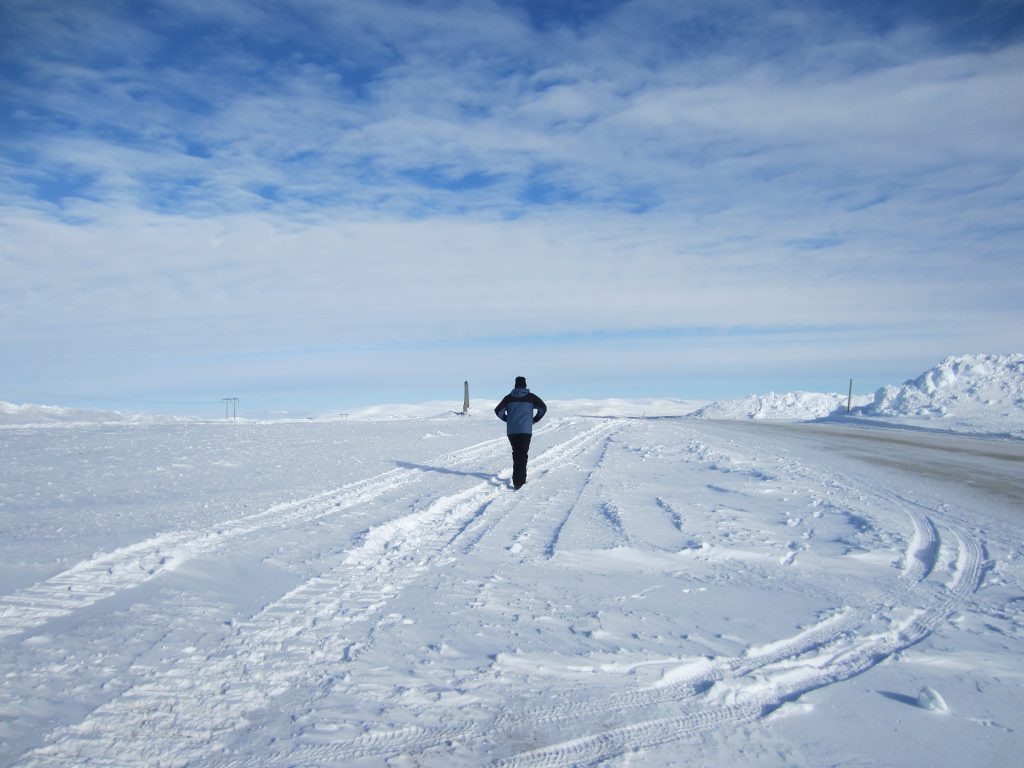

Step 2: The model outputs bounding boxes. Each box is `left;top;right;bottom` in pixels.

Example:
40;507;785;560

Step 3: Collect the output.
859;354;1024;437
865;354;1024;417
692;391;869;421
689;354;1024;438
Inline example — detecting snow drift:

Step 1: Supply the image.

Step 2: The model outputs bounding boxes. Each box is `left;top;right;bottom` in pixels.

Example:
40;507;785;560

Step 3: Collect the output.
859;354;1024;438
864;354;1024;417
689;354;1024;438
691;391;864;421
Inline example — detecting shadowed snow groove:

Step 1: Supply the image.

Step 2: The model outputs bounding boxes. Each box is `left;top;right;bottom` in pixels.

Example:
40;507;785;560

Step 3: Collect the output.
14;422;618;768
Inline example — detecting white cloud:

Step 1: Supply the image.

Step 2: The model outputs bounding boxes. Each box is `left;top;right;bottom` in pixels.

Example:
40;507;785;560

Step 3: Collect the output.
1;0;1022;409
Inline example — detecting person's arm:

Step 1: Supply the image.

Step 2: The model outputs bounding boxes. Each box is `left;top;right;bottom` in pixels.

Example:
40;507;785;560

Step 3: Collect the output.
495;395;511;422
531;394;547;423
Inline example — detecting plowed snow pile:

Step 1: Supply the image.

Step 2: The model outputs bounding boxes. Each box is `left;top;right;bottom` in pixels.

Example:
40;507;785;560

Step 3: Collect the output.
690;354;1024;439
861;354;1024;438
691;391;865;421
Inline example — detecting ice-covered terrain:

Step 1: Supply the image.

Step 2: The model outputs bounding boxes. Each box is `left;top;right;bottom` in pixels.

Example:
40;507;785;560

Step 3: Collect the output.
2;386;1023;766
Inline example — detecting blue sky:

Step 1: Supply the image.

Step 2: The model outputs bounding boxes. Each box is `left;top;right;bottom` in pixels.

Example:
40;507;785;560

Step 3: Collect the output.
2;0;1022;416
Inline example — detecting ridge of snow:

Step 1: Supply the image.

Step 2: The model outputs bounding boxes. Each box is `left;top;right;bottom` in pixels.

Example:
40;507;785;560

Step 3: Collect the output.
691;391;871;421
856;354;1024;438
864;353;1024;417
689;354;1024;437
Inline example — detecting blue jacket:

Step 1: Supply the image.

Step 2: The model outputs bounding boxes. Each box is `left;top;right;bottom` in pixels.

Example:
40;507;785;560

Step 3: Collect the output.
495;387;547;435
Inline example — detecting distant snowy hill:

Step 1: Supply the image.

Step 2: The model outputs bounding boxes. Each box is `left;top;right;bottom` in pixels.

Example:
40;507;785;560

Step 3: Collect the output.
2;398;706;427
691;391;870;421
0;402;194;427
340;397;707;421
0;401;136;426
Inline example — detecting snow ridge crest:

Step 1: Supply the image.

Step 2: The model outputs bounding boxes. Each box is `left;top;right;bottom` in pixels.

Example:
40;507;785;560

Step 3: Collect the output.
865;353;1024;417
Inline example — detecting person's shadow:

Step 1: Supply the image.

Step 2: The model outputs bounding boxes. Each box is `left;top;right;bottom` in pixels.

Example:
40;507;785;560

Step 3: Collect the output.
393;460;494;481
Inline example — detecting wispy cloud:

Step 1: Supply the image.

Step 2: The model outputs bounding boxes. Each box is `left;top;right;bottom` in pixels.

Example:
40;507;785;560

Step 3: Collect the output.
1;0;1022;411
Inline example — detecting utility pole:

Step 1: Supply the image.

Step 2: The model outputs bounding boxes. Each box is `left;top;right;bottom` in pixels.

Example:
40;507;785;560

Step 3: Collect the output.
847;380;853;413
223;397;239;420
463;381;470;415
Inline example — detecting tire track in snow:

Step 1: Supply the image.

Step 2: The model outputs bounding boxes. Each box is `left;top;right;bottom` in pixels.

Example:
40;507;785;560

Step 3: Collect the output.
490;507;985;766
0;427;547;639
441;422;624;562
14;422;617;768
540;429;619;559
315;508;951;764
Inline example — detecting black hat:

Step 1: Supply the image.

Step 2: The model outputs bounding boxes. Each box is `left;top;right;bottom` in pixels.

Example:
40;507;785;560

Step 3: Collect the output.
515;376;527;388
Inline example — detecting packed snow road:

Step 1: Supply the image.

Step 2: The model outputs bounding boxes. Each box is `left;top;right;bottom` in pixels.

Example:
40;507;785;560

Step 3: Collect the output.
1;415;1021;767
709;420;1024;509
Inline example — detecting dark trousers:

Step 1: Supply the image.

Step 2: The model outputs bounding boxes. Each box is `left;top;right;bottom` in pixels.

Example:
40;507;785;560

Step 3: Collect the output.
508;433;532;488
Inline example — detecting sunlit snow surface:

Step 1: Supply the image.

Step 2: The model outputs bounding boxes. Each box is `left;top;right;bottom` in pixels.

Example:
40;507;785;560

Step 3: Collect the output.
2;410;1022;767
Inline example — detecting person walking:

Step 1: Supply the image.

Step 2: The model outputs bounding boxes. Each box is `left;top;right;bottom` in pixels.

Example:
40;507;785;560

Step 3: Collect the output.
494;376;547;489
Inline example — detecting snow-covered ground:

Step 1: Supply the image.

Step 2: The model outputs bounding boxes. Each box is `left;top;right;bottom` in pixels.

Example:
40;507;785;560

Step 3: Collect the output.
2;356;1022;765
2;399;1023;766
